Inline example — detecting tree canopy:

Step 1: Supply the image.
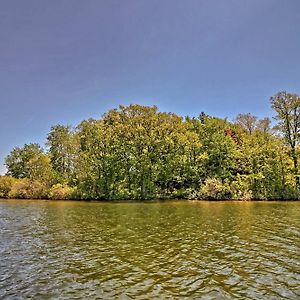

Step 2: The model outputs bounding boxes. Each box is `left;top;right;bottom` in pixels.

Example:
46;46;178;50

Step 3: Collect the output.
2;92;300;200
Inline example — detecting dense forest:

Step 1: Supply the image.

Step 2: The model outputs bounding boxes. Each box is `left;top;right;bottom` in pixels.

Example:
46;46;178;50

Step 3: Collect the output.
1;91;300;200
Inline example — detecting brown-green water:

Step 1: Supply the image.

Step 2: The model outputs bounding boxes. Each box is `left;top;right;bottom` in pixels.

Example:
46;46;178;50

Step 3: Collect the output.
0;200;299;299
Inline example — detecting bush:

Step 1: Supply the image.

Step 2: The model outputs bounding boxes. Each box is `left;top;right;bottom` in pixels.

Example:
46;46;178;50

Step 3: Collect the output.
48;184;76;200
230;175;253;200
0;176;17;198
183;188;199;200
200;178;231;200
9;179;47;199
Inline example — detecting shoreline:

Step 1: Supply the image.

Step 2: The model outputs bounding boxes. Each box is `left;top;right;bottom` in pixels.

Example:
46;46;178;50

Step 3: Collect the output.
1;198;299;203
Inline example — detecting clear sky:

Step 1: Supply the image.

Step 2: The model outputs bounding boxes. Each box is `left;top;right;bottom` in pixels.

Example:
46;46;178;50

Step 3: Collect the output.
1;0;300;174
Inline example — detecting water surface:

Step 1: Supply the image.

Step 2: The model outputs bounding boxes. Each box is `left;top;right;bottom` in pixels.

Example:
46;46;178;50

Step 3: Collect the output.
0;200;299;299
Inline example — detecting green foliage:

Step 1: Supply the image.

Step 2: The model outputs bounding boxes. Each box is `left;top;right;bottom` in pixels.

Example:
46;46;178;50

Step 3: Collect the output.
230;175;253;200
194;116;237;181
9;179;47;199
0;176;17;198
3;95;300;200
5;143;44;179
270;91;300;187
48;184;76;200
76;105;204;199
27;154;54;184
47;125;79;184
199;178;231;200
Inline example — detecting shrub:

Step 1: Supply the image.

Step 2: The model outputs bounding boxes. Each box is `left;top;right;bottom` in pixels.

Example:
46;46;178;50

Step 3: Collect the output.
0;176;17;198
9;179;47;199
48;184;76;200
200;178;230;200
230;175;253;200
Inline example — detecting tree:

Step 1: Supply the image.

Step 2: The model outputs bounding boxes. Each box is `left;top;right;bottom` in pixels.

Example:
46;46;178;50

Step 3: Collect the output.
26;154;53;184
5;143;44;178
256;117;271;135
4;102;300;200
196;116;237;181
270;91;300;187
75;105;204;199
235;113;257;134
47;125;79;183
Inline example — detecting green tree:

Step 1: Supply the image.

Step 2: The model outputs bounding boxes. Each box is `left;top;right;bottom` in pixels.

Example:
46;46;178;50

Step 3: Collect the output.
47;125;79;184
4;101;300;200
27;154;53;184
5;143;44;178
196;116;238;181
270;91;300;187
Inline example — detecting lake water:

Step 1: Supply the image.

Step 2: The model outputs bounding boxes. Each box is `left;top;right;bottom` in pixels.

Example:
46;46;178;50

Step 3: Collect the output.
0;200;299;299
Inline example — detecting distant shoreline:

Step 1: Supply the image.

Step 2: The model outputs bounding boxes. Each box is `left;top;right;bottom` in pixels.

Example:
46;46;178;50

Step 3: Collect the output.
2;99;300;202
1;198;299;202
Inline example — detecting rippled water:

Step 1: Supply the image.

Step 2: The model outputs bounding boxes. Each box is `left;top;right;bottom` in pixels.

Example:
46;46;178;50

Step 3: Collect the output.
0;200;299;299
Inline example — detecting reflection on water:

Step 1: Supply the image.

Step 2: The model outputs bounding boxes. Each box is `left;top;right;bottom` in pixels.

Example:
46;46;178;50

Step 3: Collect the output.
0;200;299;299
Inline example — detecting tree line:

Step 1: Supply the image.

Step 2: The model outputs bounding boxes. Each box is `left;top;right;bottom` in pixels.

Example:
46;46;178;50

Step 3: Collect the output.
1;91;299;200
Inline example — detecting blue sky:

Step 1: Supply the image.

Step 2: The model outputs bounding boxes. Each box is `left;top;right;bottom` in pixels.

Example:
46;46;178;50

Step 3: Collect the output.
1;0;300;174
